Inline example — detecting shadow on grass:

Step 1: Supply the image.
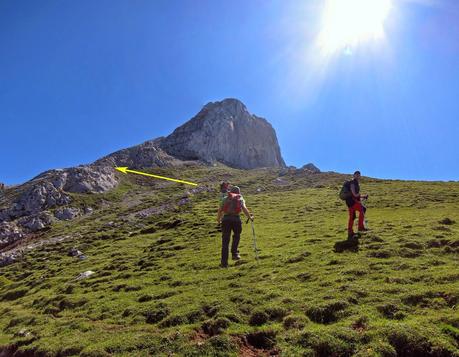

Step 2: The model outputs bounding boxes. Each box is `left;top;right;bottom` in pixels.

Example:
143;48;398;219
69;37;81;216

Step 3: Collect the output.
334;235;359;253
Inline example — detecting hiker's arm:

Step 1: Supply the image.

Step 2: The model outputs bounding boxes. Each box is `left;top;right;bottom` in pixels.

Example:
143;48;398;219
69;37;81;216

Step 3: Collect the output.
242;205;253;220
217;207;223;224
350;184;360;200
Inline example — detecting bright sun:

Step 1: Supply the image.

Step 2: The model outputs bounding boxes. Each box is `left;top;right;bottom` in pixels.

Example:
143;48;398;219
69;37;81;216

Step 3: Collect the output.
318;0;392;55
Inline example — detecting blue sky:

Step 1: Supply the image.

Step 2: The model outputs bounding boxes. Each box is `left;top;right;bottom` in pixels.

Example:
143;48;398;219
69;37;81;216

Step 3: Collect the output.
1;0;458;184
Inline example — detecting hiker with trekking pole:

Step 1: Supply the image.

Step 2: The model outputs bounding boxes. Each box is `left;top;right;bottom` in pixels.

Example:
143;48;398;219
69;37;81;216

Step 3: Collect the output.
339;171;369;239
217;186;254;268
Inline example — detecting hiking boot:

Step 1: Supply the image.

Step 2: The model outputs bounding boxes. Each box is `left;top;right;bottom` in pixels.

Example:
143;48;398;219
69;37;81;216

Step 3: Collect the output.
348;232;355;240
232;254;241;260
219;263;228;268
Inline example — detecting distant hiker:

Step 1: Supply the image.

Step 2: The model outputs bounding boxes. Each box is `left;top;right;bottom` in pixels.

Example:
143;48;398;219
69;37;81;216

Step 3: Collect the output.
0;183;4;191
217;186;253;267
340;171;368;239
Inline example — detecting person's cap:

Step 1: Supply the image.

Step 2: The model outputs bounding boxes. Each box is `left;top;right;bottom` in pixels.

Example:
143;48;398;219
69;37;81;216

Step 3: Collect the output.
230;186;241;194
354;171;361;176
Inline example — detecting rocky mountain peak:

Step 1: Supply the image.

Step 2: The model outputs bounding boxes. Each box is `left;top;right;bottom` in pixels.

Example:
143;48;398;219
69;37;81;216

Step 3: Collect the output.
202;98;249;117
160;98;286;169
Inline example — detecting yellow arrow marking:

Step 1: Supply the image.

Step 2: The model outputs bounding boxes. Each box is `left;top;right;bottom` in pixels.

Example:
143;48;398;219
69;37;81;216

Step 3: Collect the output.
115;167;198;186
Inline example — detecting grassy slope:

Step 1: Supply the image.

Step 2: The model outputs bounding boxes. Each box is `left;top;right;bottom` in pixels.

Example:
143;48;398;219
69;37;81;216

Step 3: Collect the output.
0;166;458;356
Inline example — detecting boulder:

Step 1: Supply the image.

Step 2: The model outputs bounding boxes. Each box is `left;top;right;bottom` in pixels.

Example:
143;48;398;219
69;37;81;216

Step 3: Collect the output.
17;212;54;232
0;222;24;249
55;207;81;221
76;271;95;280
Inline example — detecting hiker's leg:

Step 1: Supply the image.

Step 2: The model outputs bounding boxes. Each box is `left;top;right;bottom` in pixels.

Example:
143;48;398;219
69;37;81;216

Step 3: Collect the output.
231;218;242;256
348;206;355;235
221;219;231;266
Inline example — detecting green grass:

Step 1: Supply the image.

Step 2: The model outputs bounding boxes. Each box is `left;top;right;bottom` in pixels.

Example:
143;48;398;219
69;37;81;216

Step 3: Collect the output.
0;167;458;356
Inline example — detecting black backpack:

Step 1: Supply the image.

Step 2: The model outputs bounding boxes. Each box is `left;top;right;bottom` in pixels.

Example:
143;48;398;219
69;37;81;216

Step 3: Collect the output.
339;181;352;200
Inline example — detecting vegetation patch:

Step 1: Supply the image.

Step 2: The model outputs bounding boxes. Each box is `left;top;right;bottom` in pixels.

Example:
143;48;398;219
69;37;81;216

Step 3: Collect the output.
297;330;355;357
201;317;230;336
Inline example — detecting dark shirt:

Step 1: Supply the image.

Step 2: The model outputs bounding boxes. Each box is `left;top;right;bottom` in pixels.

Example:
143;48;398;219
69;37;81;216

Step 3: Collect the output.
345;179;360;207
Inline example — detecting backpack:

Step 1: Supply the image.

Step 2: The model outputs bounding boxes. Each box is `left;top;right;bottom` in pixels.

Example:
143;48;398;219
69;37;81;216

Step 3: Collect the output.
339;181;352;200
222;192;242;215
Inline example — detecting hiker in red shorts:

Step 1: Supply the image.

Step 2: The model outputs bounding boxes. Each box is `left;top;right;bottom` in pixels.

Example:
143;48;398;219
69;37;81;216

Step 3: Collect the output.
345;171;368;239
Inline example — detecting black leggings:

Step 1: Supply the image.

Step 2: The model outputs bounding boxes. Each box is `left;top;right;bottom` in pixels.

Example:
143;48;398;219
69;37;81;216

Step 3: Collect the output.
221;215;242;265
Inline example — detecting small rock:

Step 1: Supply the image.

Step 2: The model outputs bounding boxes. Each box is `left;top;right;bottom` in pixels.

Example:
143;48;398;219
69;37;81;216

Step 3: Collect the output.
83;207;94;215
76;271;95;280
178;198;190;206
68;248;84;257
15;329;31;338
55;207;81;221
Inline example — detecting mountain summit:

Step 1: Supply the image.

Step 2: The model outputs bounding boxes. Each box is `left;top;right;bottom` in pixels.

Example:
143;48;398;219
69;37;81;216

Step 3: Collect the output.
160;98;285;169
96;98;286;170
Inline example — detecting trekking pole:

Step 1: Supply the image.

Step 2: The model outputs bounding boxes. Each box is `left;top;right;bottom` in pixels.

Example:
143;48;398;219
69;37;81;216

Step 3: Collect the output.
361;197;368;229
246;217;259;261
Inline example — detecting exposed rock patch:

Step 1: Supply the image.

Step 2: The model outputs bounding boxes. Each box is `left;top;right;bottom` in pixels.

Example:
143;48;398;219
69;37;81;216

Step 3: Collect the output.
17;212;54;232
55;207;81;221
0;222;24;249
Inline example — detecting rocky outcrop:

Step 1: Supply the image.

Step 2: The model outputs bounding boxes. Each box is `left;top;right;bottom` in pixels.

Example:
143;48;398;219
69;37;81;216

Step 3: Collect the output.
301;163;320;173
93;138;181;169
17;212;54;232
0;222;24;249
0;165;118;245
64;166;117;193
8;181;71;219
4;165;117;221
160;98;286;169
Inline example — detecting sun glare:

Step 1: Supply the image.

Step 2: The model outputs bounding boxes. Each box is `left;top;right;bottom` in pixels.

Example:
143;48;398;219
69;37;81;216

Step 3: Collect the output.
318;0;392;55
